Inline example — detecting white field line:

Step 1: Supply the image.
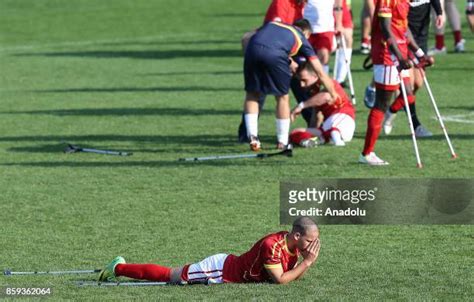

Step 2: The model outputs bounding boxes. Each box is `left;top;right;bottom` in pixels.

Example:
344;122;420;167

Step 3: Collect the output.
438;113;474;124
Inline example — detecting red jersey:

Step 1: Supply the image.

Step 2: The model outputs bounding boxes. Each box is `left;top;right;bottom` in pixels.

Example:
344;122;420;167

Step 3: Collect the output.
222;231;299;283
371;0;410;65
264;0;305;24
311;79;355;119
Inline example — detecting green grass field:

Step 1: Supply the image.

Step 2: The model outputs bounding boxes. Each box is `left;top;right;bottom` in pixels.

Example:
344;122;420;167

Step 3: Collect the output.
1;0;473;300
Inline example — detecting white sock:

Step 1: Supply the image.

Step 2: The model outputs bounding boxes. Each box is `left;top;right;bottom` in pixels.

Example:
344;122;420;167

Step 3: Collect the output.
330;130;345;146
244;113;258;138
323;64;330;74
335;48;352;83
276;118;290;145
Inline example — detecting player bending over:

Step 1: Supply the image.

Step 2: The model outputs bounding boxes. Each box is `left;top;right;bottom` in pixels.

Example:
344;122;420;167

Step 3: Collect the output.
243;19;338;151
99;217;320;285
289;63;355;147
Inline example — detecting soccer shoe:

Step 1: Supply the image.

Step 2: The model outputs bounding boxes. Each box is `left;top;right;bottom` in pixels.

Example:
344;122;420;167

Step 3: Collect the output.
360;43;370;55
249;136;261;151
428;46;447;56
383;111;397;135
364;86;376;109
415;125;433;138
454;39;465;53
300;137;319;148
98;256;126;282
358;152;389;166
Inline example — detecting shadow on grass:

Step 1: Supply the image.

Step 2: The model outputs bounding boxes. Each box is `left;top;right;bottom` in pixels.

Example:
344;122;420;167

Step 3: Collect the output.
15;49;241;60
211;13;263;18
0;107;243;116
28;86;241;93
0;134;239;147
141;71;241;77
1;158;291;168
98;40;239;47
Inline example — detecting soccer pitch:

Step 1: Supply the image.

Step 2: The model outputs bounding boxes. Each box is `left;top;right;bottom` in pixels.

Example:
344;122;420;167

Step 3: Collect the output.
0;0;473;300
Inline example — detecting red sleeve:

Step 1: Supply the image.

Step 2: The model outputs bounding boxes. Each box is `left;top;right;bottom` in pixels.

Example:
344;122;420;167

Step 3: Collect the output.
264;0;289;23
261;238;283;269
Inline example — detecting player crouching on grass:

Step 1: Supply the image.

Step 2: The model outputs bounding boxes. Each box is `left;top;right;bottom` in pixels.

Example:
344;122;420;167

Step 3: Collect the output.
289;63;355;147
99;217;320;285
243;19;339;151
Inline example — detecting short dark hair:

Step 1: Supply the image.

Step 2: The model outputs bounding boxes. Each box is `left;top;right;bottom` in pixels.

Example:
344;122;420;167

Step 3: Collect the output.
296;61;316;76
291;217;318;236
293;19;312;34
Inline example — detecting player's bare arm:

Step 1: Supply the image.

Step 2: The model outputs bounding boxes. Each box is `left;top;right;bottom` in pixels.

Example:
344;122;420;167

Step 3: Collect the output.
308;58;340;103
406;28;434;67
334;0;344;34
266;239;320;284
291;92;332;122
379;16;412;70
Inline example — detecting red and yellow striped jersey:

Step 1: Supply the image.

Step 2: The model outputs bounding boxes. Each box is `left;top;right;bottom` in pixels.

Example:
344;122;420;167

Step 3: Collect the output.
222;231;299;283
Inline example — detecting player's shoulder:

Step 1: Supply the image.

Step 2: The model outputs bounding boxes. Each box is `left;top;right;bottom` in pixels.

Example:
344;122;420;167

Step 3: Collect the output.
261;231;288;248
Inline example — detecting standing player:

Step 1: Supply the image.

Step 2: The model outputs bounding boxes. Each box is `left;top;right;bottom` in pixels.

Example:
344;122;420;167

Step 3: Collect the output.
243;19;338;151
334;0;355;86
430;0;465;54
359;0;431;165
304;0;338;74
383;0;440;138
290;63;355;147
467;0;474;32
238;0;309;143
98;217;321;285
360;0;375;54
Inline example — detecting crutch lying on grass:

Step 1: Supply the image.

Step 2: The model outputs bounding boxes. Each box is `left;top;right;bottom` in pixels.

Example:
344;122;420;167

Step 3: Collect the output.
63;142;132;156
4;269;101;276
178;147;293;162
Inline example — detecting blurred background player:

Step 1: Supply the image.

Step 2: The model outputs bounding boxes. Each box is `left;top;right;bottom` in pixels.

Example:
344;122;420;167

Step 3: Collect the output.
359;0;431;165
334;0;355;86
467;0;474;32
243;19;338;151
360;0;375;54
304;0;337;74
383;0;440;138
430;0;465;54
238;0;310;143
99;217;321;285
290;63;355;147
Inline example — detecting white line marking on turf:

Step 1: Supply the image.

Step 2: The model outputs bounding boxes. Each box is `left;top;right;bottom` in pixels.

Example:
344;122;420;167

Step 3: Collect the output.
438;113;474;124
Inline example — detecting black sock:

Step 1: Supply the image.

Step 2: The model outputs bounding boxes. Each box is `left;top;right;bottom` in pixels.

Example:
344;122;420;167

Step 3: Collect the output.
409;103;421;129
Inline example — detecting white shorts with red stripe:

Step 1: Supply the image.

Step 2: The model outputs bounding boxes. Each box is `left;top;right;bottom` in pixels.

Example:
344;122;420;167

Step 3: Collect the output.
187;253;227;284
321;113;355;142
373;65;410;91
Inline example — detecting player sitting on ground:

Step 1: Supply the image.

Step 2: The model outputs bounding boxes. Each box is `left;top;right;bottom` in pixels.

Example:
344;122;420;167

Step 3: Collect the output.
98;217;321;285
289;63;355;147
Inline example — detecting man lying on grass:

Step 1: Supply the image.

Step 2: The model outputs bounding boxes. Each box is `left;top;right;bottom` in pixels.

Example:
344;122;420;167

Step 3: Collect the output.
99;217;320;285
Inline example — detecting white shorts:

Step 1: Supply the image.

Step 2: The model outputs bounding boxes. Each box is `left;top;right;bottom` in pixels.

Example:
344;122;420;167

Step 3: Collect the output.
187;253;228;284
373;64;410;91
321;113;355;142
